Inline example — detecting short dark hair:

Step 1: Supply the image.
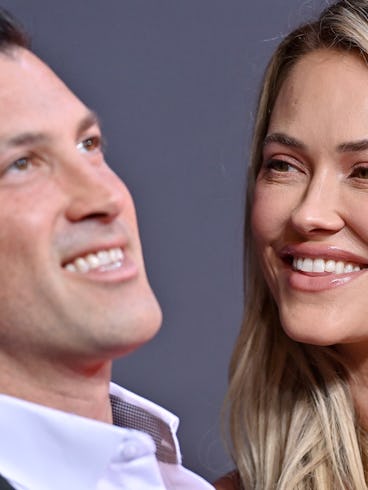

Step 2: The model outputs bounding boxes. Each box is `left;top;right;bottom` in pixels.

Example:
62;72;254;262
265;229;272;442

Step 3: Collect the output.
0;7;28;52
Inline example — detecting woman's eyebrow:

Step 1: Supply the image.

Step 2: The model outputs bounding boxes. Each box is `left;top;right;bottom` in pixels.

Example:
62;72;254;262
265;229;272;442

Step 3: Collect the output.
264;133;368;154
263;132;306;150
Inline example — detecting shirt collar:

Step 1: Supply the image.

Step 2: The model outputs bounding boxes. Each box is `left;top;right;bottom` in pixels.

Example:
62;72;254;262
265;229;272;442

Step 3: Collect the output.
109;383;180;464
0;383;182;490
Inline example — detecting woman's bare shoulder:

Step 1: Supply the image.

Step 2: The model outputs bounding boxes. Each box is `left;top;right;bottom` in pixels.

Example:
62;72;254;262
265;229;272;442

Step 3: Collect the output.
213;471;241;490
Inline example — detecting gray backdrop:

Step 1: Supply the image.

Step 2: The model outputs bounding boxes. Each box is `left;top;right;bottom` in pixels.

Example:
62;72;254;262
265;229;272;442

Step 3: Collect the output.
2;0;326;483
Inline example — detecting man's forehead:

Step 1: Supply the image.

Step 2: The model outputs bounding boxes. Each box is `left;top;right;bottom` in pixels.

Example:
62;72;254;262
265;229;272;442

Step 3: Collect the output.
0;47;55;86
0;48;97;142
0;48;77;104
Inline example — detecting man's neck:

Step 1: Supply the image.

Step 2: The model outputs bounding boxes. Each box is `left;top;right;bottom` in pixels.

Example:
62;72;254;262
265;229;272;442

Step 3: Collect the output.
0;354;113;423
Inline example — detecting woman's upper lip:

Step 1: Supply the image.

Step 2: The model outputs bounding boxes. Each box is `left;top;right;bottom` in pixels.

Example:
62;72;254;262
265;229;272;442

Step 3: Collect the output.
279;244;368;265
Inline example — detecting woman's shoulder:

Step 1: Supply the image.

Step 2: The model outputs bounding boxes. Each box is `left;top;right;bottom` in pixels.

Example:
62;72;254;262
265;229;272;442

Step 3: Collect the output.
213;471;241;490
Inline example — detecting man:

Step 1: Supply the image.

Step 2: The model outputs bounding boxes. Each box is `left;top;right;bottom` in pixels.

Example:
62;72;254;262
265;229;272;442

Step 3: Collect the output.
0;8;214;490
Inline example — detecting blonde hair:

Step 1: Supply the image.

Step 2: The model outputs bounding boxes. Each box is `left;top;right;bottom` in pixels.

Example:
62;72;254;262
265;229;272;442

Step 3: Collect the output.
226;1;368;488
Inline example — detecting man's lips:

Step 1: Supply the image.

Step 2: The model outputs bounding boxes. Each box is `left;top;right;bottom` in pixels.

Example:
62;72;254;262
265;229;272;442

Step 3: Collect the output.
63;247;124;273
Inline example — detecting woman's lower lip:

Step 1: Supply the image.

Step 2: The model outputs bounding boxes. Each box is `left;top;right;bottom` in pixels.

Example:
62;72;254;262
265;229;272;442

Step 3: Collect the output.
287;268;366;292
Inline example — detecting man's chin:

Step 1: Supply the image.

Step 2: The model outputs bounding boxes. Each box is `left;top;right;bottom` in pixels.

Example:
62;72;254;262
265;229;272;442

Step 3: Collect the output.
110;296;163;358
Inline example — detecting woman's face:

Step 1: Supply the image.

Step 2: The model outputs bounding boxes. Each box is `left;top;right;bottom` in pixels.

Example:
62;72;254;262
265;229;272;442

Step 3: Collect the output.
252;49;368;350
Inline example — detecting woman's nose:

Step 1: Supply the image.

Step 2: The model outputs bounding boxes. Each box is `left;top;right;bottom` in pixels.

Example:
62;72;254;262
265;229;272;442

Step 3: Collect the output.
290;172;345;237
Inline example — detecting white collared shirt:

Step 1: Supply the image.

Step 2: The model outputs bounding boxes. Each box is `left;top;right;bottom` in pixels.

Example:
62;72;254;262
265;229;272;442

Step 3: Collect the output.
0;383;214;489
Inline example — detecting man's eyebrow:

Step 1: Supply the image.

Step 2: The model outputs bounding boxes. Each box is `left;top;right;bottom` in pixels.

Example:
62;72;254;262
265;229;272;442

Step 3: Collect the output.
263;132;306;150
77;110;101;135
4;132;48;149
1;110;101;149
337;139;368;153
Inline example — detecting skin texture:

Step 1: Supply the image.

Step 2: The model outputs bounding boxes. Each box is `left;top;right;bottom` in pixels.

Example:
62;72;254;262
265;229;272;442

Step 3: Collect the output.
0;48;162;421
252;49;368;349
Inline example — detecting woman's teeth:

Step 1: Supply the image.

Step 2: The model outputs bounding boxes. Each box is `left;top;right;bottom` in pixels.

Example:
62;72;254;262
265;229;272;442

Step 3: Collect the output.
292;257;362;274
64;247;124;273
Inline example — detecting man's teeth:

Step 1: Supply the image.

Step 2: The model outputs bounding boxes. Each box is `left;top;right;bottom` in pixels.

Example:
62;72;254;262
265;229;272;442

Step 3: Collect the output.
292;257;362;274
64;248;124;273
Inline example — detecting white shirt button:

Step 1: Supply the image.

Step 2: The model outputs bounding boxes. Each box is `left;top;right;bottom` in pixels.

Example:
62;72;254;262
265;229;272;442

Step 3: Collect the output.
120;442;139;461
112;430;155;463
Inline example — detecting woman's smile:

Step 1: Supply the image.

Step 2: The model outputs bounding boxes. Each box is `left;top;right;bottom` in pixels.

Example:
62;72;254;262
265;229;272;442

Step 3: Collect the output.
276;244;368;291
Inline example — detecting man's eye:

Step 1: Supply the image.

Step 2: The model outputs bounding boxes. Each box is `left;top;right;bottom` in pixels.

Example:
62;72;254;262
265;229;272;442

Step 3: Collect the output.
10;157;31;172
77;136;102;153
350;166;368;179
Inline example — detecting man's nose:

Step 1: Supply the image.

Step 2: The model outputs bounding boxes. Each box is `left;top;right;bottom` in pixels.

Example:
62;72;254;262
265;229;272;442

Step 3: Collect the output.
290;172;345;237
61;156;126;223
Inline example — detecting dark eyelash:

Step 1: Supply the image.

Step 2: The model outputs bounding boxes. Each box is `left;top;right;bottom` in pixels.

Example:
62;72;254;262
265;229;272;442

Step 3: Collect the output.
350;165;368;179
265;159;291;171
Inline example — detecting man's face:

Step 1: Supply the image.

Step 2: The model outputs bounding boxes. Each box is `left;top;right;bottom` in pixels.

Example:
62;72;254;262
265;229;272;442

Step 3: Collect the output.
0;48;162;365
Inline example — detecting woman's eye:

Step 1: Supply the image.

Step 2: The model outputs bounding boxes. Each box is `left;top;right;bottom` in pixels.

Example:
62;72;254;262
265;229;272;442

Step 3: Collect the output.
350;166;368;179
265;159;297;172
77;136;102;153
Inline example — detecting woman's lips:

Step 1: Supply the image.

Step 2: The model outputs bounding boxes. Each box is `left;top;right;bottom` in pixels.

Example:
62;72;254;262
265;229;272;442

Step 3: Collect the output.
287;268;365;292
280;244;368;266
281;257;366;292
292;256;362;274
278;245;368;292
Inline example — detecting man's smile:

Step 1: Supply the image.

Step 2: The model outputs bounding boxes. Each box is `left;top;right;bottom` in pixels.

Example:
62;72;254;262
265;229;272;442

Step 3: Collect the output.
64;247;125;273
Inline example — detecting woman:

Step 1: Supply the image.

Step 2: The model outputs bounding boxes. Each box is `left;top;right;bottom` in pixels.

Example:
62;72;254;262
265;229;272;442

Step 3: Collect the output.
215;1;368;489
